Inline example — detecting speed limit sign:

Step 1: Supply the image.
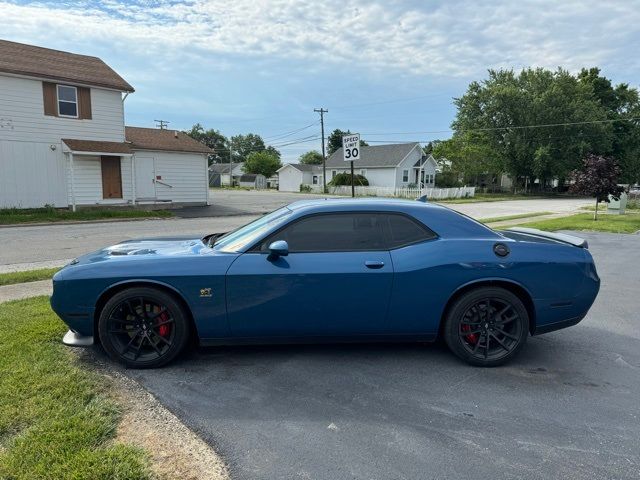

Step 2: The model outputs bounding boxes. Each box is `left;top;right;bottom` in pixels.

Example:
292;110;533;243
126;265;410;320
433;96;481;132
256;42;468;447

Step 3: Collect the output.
342;133;361;162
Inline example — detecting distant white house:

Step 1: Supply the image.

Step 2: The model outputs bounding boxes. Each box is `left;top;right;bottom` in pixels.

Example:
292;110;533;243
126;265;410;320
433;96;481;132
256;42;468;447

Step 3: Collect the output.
208;162;244;187
325;143;437;188
0;39;211;209
277;163;324;192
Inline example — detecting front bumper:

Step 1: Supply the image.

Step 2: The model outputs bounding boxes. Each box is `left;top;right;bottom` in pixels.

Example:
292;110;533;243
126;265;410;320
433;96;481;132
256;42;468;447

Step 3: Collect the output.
62;329;94;347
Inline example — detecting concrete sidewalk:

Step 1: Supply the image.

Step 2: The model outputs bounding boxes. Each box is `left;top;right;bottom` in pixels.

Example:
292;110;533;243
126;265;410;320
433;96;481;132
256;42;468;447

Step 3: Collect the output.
0;280;52;303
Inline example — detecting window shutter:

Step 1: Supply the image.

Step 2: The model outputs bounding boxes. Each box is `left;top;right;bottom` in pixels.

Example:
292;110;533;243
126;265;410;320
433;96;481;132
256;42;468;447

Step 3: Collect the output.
42;82;57;116
78;87;92;119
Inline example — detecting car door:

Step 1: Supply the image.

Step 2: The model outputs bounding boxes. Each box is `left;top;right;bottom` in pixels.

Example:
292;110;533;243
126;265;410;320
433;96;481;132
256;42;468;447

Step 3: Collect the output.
225;212;393;338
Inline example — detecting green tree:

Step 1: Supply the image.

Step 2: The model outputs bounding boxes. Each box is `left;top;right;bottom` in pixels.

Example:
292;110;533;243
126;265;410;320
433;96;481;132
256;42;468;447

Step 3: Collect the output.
578;68;640;184
230;134;281;163
243;151;282;178
184;123;228;165
432;132;500;185
451;68;612;188
299;150;324;165
327;129;369;155
423;140;442;155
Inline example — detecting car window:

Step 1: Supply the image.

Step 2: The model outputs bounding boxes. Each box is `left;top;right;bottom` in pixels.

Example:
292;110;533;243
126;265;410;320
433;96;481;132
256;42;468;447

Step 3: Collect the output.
381;213;436;248
214;207;293;253
259;213;387;252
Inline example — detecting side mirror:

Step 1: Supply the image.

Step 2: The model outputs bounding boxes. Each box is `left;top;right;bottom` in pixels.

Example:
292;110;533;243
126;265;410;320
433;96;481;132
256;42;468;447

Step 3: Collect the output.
268;240;289;258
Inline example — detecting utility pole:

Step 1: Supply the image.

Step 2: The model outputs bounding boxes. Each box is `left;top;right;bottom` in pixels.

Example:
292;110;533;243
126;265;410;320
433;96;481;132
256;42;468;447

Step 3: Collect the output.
154;119;169;130
228;140;233;187
314;108;328;193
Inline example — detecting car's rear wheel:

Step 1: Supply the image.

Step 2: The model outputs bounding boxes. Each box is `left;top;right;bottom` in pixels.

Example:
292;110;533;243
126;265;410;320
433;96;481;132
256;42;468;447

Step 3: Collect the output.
444;287;528;367
98;287;190;368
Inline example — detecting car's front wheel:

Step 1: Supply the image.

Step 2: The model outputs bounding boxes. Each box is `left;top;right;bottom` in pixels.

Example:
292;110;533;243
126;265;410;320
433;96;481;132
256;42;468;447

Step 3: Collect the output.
98;287;190;368
444;287;529;367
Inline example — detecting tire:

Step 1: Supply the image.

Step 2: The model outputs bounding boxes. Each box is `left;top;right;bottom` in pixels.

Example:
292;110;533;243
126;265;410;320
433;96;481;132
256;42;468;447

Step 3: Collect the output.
443;287;529;367
98;287;191;368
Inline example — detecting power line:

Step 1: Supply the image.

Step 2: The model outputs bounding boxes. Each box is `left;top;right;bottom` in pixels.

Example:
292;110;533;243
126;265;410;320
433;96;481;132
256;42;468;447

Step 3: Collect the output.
263;122;319;141
357;116;640;137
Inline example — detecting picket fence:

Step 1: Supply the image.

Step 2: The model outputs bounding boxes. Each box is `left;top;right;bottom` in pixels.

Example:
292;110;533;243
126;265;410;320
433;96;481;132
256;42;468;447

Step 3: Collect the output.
308;185;476;200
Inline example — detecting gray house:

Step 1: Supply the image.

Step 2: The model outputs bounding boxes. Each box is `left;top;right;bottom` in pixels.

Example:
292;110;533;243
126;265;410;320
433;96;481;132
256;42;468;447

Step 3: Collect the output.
209;162;244;187
325;143;437;188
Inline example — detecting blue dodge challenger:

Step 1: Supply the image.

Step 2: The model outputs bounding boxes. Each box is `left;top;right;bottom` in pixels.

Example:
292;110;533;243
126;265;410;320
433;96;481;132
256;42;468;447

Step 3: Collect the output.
51;198;600;368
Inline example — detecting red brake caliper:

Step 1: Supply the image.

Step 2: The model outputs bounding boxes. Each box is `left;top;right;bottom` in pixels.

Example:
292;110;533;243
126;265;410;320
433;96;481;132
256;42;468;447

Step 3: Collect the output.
462;324;478;344
157;311;171;337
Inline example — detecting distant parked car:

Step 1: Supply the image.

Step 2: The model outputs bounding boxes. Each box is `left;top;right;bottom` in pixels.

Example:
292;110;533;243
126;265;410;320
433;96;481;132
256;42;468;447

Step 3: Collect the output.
51;199;600;368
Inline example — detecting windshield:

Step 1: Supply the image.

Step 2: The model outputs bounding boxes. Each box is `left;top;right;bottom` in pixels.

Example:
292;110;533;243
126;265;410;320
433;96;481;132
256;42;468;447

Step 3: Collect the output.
213;207;293;253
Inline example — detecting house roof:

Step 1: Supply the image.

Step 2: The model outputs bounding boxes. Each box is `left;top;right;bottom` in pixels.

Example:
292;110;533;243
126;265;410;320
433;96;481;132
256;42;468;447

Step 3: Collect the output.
0;39;134;92
413;153;438;168
239;174;264;182
325;143;420;168
209;162;243;174
125;127;212;154
62;139;133;154
278;163;323;173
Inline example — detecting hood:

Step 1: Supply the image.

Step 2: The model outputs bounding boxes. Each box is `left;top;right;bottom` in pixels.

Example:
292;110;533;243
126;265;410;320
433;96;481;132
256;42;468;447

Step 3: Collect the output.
69;236;210;266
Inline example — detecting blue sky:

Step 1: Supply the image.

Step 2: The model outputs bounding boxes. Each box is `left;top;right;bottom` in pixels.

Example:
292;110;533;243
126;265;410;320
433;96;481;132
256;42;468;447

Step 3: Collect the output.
2;0;639;162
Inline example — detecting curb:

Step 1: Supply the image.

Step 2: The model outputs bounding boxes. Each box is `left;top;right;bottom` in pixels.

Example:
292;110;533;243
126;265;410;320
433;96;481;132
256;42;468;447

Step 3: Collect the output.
0;216;175;228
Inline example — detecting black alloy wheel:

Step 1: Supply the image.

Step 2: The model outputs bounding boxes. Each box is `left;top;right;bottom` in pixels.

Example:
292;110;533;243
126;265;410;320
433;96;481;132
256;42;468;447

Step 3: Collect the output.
444;287;529;367
98;287;190;368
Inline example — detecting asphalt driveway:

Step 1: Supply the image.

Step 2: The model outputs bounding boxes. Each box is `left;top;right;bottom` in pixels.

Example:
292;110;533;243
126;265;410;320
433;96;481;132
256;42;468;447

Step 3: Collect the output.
121;232;640;480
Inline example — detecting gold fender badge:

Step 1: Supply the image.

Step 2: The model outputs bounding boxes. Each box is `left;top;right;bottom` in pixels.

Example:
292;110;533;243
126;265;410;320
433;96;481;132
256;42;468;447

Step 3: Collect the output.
199;288;212;298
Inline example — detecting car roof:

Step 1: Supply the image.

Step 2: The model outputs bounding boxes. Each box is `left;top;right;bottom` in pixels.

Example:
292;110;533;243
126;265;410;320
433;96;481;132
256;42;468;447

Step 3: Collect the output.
287;197;444;212
285;197;500;240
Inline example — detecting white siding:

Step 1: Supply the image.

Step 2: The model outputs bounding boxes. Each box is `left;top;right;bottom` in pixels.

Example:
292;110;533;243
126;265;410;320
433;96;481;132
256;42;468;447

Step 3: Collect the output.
0;73;127;208
278;165;304;192
66;155;133;206
135;150;208;204
395;146;423;187
0;140;67;208
0;75;125;144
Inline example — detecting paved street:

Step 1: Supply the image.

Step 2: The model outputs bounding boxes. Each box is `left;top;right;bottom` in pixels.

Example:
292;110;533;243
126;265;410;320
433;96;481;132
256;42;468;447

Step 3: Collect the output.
0;191;591;268
200;189;592;219
116;232;639;480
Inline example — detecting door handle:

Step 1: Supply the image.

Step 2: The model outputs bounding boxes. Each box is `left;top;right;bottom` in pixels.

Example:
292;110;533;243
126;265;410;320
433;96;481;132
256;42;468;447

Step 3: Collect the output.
365;260;385;269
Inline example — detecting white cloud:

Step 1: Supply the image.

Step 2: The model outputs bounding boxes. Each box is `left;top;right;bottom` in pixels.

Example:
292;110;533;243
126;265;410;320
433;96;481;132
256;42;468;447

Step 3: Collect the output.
1;0;639;79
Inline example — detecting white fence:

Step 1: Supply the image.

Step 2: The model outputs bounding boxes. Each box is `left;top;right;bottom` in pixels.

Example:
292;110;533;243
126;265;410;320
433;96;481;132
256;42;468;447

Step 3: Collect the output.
308;185;475;200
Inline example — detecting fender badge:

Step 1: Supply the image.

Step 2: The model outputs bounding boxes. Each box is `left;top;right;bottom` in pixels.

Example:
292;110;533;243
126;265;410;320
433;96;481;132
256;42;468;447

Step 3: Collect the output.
199;288;212;298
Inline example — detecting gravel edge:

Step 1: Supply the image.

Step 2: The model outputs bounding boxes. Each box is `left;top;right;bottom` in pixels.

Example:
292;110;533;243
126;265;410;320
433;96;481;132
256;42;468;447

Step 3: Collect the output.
76;349;229;480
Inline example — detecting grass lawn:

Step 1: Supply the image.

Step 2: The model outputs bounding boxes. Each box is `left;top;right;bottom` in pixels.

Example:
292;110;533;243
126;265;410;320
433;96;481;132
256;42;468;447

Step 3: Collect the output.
517;212;640;234
439;193;549;204
0;268;59;287
0;207;173;225
0;297;152;480
479;211;553;224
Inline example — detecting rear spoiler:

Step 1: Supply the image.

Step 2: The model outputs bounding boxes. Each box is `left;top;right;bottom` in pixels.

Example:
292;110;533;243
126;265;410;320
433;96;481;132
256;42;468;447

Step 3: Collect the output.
506;227;588;248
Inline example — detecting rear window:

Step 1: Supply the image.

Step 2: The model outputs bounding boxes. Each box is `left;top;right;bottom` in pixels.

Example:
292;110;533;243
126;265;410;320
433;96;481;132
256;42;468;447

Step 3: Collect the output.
382;213;436;248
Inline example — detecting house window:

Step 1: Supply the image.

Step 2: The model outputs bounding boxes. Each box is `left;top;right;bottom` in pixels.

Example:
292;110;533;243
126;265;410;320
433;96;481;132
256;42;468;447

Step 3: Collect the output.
312;175;318;185
332;170;337;178
402;169;409;182
57;85;78;117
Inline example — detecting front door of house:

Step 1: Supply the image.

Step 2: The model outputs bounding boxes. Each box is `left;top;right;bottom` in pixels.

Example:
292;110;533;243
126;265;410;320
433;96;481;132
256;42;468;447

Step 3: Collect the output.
101;156;122;199
135;155;156;200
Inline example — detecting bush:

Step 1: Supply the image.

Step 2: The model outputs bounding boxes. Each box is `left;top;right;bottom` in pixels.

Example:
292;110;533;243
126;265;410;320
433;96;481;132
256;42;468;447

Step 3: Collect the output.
299;184;312;193
329;173;369;186
435;171;462;188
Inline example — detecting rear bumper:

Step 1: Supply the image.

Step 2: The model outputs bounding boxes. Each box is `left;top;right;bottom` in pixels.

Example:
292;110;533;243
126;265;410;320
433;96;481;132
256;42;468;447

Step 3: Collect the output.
62;329;94;347
532;313;587;335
